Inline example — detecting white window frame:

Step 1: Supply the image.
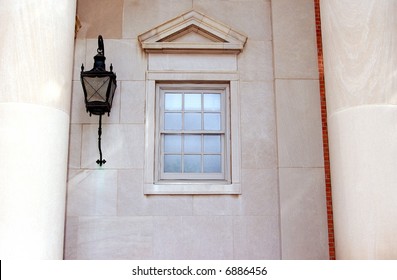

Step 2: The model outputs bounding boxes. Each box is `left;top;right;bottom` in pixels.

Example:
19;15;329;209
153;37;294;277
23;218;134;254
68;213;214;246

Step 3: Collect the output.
156;83;230;182
144;72;241;195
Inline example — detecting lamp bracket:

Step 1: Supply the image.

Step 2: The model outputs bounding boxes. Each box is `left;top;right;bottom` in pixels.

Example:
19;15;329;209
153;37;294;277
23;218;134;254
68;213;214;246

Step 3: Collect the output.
97;35;104;56
96;114;106;166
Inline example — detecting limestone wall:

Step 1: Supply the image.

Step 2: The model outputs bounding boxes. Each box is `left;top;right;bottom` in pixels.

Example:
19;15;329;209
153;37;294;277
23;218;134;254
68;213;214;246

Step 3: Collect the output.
65;0;328;260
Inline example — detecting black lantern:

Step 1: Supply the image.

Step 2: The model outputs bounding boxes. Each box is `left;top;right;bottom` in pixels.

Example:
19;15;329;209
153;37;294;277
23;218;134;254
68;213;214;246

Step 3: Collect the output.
81;35;117;166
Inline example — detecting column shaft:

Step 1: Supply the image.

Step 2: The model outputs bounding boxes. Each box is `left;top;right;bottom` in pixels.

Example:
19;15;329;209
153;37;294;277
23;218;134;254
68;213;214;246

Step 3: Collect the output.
321;0;397;259
0;0;76;259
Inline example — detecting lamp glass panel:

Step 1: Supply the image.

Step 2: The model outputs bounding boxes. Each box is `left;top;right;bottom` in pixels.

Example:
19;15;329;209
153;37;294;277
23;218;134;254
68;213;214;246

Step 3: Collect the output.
83;76;110;102
108;78;116;106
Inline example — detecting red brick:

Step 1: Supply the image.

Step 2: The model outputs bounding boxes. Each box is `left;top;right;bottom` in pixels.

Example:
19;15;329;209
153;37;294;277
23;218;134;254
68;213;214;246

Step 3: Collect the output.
314;0;335;260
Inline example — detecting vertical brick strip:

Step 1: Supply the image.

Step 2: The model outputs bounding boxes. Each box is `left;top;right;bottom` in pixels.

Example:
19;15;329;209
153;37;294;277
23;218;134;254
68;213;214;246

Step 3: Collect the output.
314;0;336;260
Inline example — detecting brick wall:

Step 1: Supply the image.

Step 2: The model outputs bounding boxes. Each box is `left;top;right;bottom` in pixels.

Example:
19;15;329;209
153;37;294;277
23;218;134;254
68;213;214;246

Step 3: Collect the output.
314;0;335;260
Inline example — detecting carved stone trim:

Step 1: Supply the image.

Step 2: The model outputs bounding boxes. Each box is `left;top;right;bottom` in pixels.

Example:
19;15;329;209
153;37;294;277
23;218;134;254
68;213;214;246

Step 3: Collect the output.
138;10;247;54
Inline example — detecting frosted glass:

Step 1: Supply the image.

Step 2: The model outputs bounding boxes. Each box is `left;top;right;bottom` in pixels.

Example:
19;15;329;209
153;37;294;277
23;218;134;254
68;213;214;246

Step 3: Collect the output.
184;113;202;130
164;135;181;153
184;135;201;153
204;93;221;111
164;113;182;130
184;155;201;173
203;155;221;173
165;93;182;110
84;77;109;102
204;135;221;153
204;113;221;130
185;94;201;110
164;155;181;172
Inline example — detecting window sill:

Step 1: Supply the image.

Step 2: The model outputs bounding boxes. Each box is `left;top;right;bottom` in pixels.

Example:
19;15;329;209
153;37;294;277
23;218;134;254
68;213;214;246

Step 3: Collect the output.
144;183;241;195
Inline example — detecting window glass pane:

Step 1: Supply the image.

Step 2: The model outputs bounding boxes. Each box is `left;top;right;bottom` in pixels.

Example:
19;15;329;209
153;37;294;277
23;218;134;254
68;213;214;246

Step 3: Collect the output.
164;135;181;153
184;155;201;173
164;113;182;130
184;93;201;110
184;113;202;130
204;135;221;153
204;113;221;130
184;135;201;153
165;93;182;110
204;93;221;111
203;155;221;173
164;155;181;173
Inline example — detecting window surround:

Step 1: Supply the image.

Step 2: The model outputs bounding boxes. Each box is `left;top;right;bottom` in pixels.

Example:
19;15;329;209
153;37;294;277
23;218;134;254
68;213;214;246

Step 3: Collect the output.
144;71;241;195
139;10;246;194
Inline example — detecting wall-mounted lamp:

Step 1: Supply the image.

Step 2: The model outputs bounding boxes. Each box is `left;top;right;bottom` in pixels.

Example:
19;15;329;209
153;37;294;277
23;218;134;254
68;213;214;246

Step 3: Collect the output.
80;35;117;166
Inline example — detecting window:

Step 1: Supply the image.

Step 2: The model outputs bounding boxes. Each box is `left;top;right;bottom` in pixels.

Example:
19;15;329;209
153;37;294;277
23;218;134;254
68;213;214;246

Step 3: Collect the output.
140;9;245;194
155;84;230;182
143;73;241;195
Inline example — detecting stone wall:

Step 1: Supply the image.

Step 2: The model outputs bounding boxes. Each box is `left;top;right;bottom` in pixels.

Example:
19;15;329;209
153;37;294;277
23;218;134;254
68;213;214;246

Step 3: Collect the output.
64;0;328;260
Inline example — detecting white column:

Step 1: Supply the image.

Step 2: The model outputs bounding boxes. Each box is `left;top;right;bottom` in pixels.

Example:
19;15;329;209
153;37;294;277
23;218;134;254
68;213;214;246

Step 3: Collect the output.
321;0;397;259
0;0;76;259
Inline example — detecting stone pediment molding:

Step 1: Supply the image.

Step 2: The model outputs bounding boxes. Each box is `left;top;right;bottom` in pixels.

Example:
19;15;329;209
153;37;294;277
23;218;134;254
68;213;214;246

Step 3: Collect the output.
138;10;248;54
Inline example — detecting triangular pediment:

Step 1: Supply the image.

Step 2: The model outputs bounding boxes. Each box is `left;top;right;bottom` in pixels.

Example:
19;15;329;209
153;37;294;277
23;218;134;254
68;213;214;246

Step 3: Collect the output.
138;10;248;54
170;30;218;43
